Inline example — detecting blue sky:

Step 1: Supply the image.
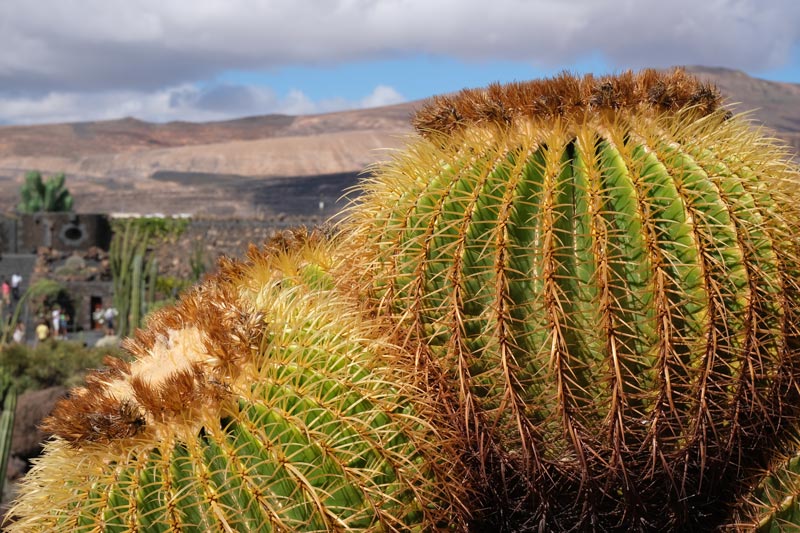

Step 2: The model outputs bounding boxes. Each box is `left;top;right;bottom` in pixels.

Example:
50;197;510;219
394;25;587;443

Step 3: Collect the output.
218;52;613;103
0;0;797;124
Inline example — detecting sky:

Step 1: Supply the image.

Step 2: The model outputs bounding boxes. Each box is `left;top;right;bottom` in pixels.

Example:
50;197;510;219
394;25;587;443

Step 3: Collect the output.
0;0;798;125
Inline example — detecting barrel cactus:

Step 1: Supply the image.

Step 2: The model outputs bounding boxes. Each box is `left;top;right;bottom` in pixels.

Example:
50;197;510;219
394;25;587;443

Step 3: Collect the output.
724;442;800;531
345;69;800;531
5;235;463;531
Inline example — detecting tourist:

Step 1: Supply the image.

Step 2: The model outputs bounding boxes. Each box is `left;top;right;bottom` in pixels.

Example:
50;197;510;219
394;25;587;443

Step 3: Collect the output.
35;320;49;344
0;278;8;321
51;307;61;339
92;303;104;329
1;278;9;307
103;306;118;335
60;312;69;338
12;322;25;344
10;273;21;302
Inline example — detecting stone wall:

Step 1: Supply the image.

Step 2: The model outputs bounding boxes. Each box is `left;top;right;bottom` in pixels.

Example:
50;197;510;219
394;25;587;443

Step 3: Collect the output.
31;246;112;332
28;217;325;331
0;217;16;254
151;216;326;279
17;213;112;254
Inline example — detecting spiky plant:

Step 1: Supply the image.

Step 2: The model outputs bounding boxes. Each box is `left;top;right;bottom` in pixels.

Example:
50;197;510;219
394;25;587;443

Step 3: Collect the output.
722;443;800;531
6;234;464;532
344;69;800;531
17;171;73;214
0;366;16;502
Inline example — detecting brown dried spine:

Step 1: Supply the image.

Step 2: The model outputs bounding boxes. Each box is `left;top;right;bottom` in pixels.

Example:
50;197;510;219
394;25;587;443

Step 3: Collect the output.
413;68;722;137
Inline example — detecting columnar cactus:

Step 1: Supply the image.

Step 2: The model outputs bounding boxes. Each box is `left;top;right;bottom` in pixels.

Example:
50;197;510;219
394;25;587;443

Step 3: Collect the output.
0;367;16;502
6;235;463;531
345;69;800;530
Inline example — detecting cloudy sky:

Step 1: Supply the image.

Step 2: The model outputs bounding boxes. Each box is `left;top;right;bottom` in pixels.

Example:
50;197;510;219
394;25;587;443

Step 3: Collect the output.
0;0;798;125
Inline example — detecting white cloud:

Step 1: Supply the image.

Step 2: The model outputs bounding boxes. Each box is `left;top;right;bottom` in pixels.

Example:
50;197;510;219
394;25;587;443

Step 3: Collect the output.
0;83;406;125
360;85;405;108
0;0;795;93
0;0;795;123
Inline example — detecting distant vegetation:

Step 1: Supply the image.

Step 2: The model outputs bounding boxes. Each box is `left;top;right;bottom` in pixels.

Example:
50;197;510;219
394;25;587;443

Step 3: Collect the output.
0;340;126;393
17;171;74;213
110;216;190;337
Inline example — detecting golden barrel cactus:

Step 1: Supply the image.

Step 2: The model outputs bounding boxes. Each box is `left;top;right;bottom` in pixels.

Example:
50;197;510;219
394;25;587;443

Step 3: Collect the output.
6;234;463;532
345;70;800;530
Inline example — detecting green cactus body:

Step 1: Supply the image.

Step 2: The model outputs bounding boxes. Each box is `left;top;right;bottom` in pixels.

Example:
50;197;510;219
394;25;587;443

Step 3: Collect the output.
146;257;158;313
0;369;16;503
346;70;800;530
741;454;800;532
129;253;143;332
7;239;461;532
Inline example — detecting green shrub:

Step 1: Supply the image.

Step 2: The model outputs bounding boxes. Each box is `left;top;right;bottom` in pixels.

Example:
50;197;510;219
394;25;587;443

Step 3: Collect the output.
0;341;128;392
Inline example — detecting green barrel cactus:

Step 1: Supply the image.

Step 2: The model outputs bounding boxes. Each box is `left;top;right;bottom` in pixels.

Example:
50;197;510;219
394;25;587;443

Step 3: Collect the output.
6;237;463;531
345;69;800;530
724;446;800;531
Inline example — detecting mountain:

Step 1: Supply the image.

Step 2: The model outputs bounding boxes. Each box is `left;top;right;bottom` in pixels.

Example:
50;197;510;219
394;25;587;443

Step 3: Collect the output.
0;67;797;217
685;66;800;153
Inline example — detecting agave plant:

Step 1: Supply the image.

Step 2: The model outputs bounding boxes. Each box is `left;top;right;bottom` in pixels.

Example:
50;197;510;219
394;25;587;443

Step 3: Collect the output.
6;233;463;532
17;171;73;214
344;69;800;531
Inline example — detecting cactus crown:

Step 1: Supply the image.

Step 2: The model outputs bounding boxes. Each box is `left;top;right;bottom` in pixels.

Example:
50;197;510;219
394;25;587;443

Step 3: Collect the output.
413;68;722;137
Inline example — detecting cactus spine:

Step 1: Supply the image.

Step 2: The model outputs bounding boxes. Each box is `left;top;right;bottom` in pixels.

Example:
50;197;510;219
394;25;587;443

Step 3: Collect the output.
726;451;800;531
346;69;800;530
6;235;462;531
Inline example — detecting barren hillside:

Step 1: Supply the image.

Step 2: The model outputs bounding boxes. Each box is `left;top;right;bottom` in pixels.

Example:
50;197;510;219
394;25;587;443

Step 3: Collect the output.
0;67;796;217
686;66;800;153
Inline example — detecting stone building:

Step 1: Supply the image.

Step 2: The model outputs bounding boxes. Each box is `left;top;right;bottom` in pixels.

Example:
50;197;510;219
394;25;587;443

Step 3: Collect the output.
1;213;113;335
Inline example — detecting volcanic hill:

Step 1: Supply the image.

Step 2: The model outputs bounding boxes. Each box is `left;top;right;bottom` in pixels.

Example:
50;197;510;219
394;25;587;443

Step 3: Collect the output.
0;66;797;218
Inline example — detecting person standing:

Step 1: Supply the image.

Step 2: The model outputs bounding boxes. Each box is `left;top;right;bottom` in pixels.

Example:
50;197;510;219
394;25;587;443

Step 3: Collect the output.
10;273;22;302
1;278;9;307
92;303;104;329
12;322;25;344
35;320;49;344
103;306;118;335
0;278;8;320
51;307;61;339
